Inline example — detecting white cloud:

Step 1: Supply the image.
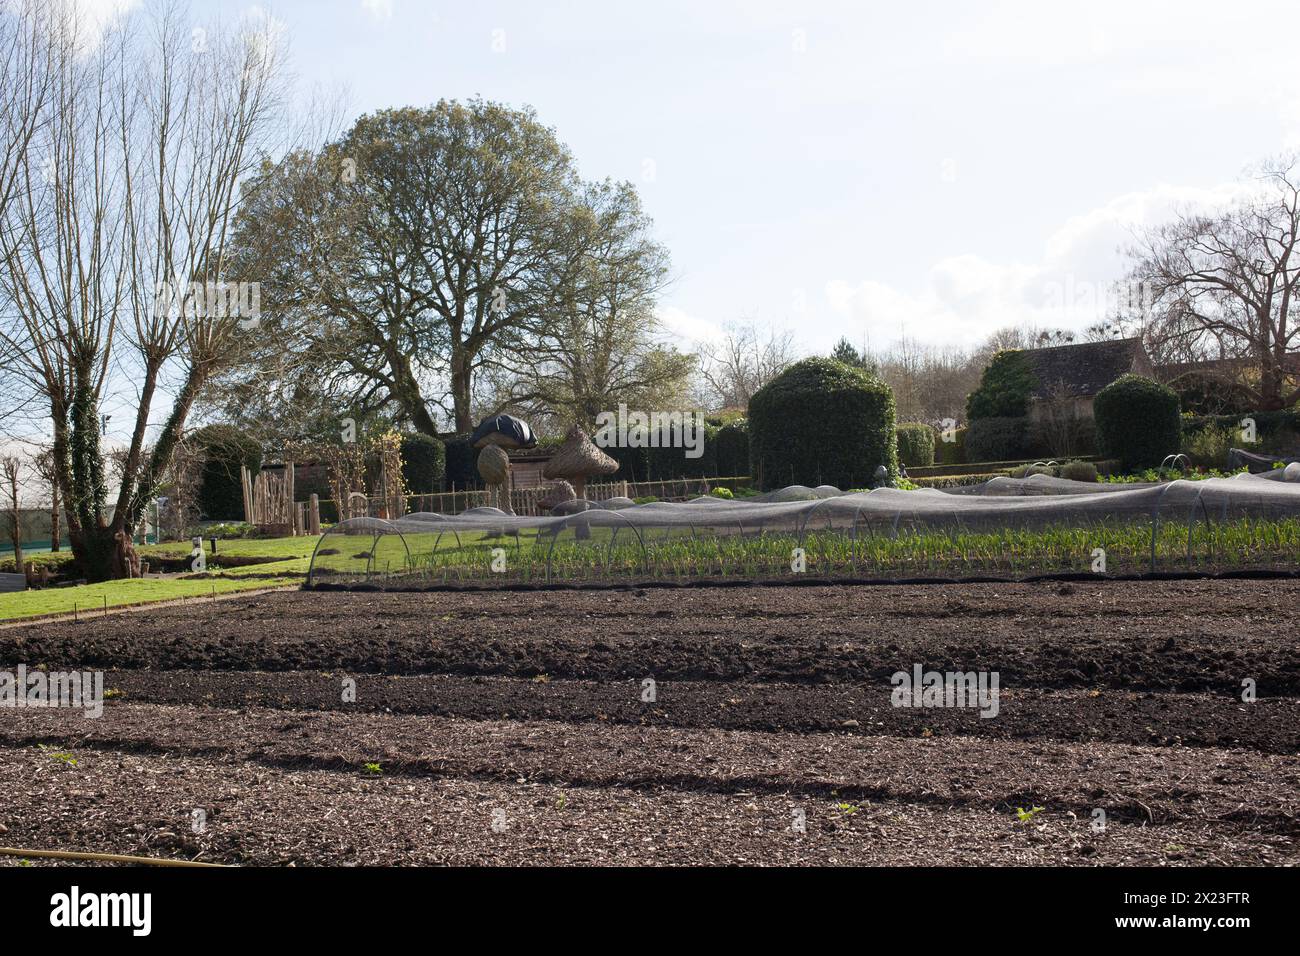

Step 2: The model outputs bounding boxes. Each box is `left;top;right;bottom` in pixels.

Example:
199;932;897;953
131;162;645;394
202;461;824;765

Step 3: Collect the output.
825;179;1253;348
657;305;724;346
361;0;394;22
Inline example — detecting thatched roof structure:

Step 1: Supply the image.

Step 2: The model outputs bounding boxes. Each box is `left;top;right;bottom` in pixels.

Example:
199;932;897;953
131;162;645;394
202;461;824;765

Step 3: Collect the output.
543;427;617;496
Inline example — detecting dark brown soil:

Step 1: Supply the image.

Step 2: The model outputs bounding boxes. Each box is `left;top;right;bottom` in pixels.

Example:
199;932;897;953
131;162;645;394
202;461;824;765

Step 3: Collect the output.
1;579;1297;865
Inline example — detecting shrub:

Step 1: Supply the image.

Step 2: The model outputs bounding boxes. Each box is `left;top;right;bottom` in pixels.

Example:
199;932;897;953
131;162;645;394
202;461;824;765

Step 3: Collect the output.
710;486;733;499
1181;425;1236;469
964;416;1034;462
1094;375;1182;470
966;350;1034;420
400;433;445;494
748;357;898;490
192;424;262;521
896;423;936;468
1058;460;1099;482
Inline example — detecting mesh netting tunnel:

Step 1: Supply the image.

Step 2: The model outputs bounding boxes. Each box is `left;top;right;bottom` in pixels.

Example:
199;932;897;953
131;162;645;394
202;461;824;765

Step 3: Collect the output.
306;470;1300;588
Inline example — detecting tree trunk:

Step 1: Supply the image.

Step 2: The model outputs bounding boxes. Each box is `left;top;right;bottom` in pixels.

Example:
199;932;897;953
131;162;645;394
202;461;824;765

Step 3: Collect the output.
451;350;473;434
49;480;60;553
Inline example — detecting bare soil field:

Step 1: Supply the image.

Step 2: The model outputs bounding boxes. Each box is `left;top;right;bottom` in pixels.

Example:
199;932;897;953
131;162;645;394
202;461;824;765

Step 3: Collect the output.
1;580;1297;865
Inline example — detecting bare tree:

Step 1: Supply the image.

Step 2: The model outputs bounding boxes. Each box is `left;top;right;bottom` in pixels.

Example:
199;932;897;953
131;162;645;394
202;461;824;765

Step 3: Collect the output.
697;321;796;410
0;2;287;580
1;455;23;571
31;445;59;552
1130;155;1300;410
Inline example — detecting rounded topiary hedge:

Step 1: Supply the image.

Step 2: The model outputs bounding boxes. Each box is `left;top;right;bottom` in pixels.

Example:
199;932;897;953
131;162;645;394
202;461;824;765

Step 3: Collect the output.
400;433;445;494
192;424;262;521
748;357;897;490
896;423;936;468
1094;374;1182;470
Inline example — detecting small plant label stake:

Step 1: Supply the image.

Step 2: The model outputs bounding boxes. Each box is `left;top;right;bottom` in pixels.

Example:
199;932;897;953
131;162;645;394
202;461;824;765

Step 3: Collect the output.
791;808;806;835
491;548;507;574
1091;548;1106;574
790;548;806;574
1091;808;1106;833
491;808;508;833
341;678;356;704
191;809;207;834
1241;678;1256;703
641;678;657;703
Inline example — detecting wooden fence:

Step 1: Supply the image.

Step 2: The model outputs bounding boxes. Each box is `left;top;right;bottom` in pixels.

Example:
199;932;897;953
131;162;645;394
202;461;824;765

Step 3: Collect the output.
320;476;751;521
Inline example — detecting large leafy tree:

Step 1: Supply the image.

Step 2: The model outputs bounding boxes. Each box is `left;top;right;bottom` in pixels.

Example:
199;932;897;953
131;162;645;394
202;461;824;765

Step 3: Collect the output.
221;99;592;436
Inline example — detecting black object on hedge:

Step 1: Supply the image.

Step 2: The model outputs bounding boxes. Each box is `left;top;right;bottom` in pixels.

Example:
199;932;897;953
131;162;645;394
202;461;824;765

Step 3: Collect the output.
1094;374;1182;470
470;414;536;450
748;357;898;491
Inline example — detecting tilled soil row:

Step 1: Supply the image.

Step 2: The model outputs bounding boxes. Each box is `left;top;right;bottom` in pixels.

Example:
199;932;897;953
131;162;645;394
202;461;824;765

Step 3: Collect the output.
6;582;1297;692
2;702;1297;837
89;670;1300;754
3;744;1289;866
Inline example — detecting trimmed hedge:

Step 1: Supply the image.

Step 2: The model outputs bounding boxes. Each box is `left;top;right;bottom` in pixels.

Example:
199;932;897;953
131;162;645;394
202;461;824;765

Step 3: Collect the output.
964;416;1034;462
400;433;445;494
442;434;479;491
1094;375;1182;470
192;424;262;521
896;423;936;468
714;420;750;477
748;357;897;490
966;350;1033;420
935;425;967;465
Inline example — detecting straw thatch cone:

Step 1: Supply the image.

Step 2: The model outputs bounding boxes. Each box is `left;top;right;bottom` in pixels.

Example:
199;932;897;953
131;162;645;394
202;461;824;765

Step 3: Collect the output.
538;480;576;513
477;443;513;513
543;426;618;499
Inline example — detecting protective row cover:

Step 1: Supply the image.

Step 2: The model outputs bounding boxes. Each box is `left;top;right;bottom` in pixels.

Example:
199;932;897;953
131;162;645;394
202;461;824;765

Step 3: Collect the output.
306;468;1300;587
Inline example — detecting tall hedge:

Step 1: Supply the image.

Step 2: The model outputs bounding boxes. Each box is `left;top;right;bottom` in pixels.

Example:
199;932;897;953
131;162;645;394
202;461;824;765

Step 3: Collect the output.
442;434;479;491
966;350;1034;420
748;358;897;490
714;420;750;476
400;433;445;494
896;423;936;468
192;424;262;521
1094;374;1182;470
964;416;1034;462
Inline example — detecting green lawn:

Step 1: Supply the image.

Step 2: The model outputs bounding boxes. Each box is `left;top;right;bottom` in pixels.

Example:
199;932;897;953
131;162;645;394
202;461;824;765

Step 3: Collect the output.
0;535;316;622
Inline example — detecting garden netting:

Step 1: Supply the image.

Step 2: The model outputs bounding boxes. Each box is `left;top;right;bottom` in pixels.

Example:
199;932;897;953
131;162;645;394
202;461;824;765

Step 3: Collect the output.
306;468;1300;587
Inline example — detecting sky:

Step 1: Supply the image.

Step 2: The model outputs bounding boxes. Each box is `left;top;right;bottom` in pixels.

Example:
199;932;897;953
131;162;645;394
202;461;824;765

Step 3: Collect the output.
71;0;1300;354
9;0;1299;482
165;0;1300;356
